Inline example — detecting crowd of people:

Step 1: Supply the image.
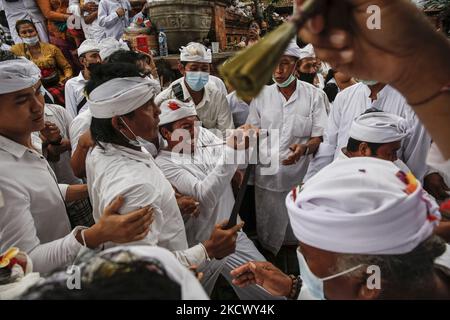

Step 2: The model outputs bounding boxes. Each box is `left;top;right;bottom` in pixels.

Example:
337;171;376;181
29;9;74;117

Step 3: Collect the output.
0;0;449;300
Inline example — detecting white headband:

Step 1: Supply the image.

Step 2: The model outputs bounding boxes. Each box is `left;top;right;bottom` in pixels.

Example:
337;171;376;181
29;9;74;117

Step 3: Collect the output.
286;157;440;255
283;38;302;59
159;99;197;126
78;39;100;57
88;77;160;119
0;57;41;94
349;111;410;143
180;42;212;63
99;38;130;61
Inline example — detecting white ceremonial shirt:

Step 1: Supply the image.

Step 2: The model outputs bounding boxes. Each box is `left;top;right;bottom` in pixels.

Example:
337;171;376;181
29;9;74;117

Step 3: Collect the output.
69;108;92;154
65;72;89;121
97;0;131;40
86;142;208;267
227;91;250;128
246;80;329;192
0;135;81;274
155;77;234;137
209;75;228;96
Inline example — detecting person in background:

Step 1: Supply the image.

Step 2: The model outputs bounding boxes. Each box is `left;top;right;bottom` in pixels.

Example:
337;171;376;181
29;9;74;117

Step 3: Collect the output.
2;0;49;44
36;0;83;73
65;39;101;120
296;44;323;89
68;0;105;42
10;20;73;106
238;20;261;48
246;39;328;272
155;42;234;137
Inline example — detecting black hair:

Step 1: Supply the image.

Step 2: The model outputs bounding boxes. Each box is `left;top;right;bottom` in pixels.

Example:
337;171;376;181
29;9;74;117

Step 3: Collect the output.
107;50;143;65
324;69;335;85
0;50;18;62
87;63;142;148
156;59;180;84
346;137;383;154
22;254;182;300
159;122;174;137
15;19;36;34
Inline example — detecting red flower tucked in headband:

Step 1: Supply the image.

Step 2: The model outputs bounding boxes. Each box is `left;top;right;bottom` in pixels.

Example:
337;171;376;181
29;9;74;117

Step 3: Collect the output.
168;101;180;111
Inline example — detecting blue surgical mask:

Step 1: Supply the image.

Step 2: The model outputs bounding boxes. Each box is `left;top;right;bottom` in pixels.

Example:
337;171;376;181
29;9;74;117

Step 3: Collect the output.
297;249;363;300
185;71;209;91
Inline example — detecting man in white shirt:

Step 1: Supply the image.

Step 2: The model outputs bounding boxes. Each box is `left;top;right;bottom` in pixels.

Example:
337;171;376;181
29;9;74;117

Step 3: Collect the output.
155;99;278;299
227;91;252;128
65;39;102;120
85;63;242;268
305;81;447;200
246;39;328;256
0;54;153;274
155;42;234;136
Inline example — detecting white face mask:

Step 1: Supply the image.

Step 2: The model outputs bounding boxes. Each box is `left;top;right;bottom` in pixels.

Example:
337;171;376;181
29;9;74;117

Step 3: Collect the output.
119;117;159;157
358;79;379;86
22;35;39;46
297;249;363;300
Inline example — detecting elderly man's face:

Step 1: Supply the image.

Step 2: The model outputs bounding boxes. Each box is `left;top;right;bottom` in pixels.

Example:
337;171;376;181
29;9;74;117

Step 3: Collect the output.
81;51;102;69
273;56;297;84
0;81;45;138
298;242;380;300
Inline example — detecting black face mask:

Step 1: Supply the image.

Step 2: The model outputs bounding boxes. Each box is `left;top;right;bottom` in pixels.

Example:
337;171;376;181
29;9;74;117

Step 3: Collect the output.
87;62;102;73
298;72;316;84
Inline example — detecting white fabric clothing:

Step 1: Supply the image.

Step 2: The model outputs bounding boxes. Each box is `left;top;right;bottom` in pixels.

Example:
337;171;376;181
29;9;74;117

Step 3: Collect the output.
97;0;131;40
284;38;302;58
349;111;409;143
69;108;92;154
179;42;212;63
155;128;280;300
286;157;440;255
65;72;88;120
0;135;81;274
86;142;207;267
69;0;105;42
77;38;100;57
0;57;40;94
209;75;228;96
227;91;250;128
155;77;234;136
246;80;329;192
88;76;160;119
2;0;48;44
305;83;432;182
159;99;197;126
98;37;130;60
246;80;328;254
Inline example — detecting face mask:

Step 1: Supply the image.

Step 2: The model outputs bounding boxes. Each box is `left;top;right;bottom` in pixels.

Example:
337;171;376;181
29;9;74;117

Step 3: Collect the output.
299;72;317;85
22;35;39;46
185;71;209;91
358;79;379;86
119;117;158;156
297;249;363;300
273;61;298;88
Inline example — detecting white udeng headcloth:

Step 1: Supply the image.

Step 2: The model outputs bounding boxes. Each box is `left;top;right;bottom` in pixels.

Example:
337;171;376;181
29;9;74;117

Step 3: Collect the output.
283;38;302;59
349;111;410;143
99;37;130;60
179;42;212;63
0;57;41;94
299;43;316;60
88;77;161;119
286;157;440;255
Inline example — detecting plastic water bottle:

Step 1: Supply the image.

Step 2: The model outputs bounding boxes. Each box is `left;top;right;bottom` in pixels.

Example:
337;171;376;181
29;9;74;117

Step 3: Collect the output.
158;29;168;57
